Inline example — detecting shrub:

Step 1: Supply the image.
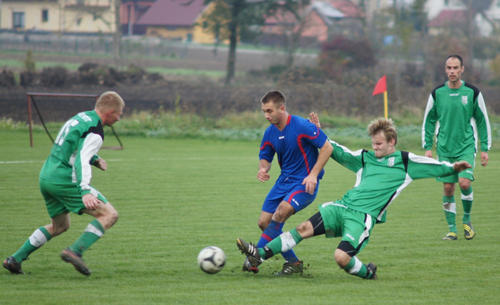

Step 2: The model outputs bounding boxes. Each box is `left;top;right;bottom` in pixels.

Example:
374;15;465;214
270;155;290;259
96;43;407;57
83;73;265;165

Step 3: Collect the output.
40;66;69;87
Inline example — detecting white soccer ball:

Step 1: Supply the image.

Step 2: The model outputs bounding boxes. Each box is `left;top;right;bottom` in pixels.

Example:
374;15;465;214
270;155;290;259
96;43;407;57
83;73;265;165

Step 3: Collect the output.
197;246;226;274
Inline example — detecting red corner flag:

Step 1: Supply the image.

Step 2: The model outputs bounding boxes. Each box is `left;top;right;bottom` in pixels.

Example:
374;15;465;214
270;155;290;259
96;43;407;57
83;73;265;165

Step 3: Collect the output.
372;75;387;96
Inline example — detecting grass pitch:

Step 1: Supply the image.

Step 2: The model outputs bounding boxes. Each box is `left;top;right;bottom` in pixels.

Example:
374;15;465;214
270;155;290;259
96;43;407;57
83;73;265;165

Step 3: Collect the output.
1;130;499;305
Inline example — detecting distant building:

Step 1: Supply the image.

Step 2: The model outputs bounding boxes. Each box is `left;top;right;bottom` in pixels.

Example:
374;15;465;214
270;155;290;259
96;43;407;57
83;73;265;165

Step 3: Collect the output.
0;0;119;34
260;0;365;46
121;0;156;35
135;0;219;43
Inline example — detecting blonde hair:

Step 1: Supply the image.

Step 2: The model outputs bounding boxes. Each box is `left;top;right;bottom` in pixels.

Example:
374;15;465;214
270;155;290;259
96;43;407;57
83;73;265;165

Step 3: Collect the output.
95;91;125;111
368;118;397;144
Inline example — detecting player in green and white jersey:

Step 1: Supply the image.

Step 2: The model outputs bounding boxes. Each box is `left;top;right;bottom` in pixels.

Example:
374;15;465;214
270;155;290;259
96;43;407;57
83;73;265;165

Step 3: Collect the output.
422;55;491;241
3;91;125;276
237;117;471;279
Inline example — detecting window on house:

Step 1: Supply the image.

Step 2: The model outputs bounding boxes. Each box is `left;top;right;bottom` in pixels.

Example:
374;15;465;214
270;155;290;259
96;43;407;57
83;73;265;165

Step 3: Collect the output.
12;12;25;29
42;9;49;22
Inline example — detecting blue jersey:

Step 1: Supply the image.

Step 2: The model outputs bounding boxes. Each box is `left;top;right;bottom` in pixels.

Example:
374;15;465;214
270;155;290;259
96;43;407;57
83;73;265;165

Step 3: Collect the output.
259;115;328;180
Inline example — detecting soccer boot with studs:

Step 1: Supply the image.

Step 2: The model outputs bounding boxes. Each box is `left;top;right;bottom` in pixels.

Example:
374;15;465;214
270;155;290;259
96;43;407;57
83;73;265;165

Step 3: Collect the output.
463;222;476;240
3;256;24;274
236;238;263;269
442;232;458;240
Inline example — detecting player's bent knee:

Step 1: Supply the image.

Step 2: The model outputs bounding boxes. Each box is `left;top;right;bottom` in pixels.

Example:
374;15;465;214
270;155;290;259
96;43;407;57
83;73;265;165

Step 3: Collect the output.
334;249;351;268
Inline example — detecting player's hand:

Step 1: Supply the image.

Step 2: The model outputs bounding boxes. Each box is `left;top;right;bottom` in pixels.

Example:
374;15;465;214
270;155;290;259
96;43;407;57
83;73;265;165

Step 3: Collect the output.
257;168;270;182
453;161;471;172
302;175;317;195
424;150;433;158
481;152;488;166
94;158;107;171
309;112;321;128
82;194;103;210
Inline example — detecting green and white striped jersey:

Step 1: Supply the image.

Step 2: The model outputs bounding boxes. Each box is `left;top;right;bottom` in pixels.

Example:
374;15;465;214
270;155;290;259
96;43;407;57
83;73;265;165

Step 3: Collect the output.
39;110;103;196
330;140;456;223
422;81;491;157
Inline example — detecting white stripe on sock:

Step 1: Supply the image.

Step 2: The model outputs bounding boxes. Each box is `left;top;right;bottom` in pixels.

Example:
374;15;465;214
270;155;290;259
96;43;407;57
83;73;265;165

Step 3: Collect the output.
85;223;104;237
280;232;297;253
29;229;48;247
443;202;456;214
348;256;363;274
461;192;473;201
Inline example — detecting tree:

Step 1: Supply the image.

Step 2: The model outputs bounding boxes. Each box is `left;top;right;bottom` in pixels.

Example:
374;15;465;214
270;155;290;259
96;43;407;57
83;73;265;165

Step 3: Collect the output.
203;0;305;85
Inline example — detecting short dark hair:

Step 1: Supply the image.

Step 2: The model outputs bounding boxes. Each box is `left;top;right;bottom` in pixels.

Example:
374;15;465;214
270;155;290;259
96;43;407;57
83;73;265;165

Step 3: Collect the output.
446;54;463;67
261;90;286;106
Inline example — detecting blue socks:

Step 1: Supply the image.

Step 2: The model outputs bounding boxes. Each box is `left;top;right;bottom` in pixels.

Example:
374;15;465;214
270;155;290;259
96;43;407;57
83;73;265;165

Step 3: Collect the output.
258;220;298;263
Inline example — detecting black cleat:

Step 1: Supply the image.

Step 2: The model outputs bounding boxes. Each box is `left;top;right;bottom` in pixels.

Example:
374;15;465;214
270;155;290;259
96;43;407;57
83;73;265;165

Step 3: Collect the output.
366;262;377;280
3;256;23;274
274;260;303;276
61;248;91;276
242;257;259;274
236;238;262;268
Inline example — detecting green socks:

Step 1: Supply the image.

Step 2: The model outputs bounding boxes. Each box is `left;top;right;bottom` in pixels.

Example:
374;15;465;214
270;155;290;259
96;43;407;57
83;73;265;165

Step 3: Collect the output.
69;219;105;255
461;187;473;224
12;227;52;262
259;228;303;259
344;256;374;279
442;195;457;233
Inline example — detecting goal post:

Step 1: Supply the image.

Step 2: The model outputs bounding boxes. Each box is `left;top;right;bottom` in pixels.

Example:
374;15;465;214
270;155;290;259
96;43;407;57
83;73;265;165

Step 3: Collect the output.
26;92;123;150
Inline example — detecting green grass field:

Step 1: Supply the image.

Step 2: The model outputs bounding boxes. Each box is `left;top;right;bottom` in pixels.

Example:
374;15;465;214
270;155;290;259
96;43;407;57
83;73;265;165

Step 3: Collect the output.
1;129;499;305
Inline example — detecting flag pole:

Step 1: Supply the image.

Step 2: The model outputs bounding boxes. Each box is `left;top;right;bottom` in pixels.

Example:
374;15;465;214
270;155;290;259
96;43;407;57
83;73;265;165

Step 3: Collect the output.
383;91;388;119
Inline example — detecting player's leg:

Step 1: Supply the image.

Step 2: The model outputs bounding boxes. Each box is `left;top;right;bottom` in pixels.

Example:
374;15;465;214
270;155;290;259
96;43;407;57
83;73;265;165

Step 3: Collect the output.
69;200;118;256
60;187;117;276
3;180;70;274
237;212;322;267
459;177;475;239
336;209;376;279
438;156;458;240
442;182;458;240
457;151;476;239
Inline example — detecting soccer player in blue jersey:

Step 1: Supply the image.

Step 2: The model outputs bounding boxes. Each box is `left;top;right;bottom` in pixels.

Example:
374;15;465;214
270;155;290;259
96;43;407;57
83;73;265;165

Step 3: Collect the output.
243;90;333;275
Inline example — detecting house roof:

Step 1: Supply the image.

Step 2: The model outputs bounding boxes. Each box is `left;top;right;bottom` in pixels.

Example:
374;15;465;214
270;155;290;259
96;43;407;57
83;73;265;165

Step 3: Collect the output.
136;0;206;26
428;9;467;27
328;0;364;18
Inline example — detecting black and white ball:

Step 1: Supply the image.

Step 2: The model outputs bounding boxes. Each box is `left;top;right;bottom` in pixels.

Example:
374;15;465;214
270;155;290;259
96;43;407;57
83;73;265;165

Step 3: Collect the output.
197;246;226;274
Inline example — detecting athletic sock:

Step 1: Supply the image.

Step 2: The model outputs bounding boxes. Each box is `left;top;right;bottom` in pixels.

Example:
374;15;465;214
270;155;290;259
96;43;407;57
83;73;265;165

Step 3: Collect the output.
12;227;52;262
461;187;473;224
257;220;299;263
442;195;457;233
344;256;374;279
259;229;303;260
69;219;105;256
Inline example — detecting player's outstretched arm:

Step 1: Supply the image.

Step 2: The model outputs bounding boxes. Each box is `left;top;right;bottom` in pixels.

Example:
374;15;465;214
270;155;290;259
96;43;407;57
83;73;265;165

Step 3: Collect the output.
453;161;471;173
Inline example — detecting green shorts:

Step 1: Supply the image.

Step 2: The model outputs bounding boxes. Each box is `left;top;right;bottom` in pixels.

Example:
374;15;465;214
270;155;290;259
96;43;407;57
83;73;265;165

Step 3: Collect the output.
437;152;475;183
39;178;108;218
318;202;375;254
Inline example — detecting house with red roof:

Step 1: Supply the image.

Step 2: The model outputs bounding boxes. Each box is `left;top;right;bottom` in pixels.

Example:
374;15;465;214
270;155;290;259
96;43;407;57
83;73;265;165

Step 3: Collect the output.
135;0;218;43
260;0;364;46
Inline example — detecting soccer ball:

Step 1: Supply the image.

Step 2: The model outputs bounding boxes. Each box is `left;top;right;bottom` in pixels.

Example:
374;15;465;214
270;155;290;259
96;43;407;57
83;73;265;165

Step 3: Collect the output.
197;246;226;274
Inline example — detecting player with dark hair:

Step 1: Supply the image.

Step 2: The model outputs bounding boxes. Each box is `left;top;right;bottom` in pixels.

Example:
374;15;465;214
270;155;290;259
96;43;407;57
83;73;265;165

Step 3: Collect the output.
422;54;491;240
3;91;125;276
243;90;333;275
238;117;471;279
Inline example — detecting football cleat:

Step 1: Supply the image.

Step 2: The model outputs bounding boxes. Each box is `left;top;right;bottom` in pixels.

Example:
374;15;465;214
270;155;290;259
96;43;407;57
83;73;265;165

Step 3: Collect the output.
366;262;377;280
236;238;262;268
242;257;259;273
2;256;23;274
442;232;458;240
463;222;476;240
60;248;91;276
274;260;303;276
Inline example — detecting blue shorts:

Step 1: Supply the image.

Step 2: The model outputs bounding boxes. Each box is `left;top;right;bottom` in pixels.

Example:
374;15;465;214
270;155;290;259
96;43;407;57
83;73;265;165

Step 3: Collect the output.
261;177;319;214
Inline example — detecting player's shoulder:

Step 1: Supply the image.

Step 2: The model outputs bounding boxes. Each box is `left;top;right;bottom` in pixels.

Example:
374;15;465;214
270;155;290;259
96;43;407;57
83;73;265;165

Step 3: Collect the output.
431;82;446;96
462;82;481;98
